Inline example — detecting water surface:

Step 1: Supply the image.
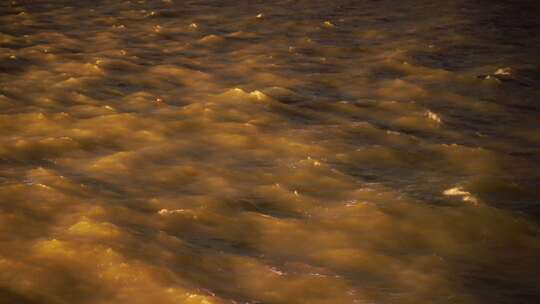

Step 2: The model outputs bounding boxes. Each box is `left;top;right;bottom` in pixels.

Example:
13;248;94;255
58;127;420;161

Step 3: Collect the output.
1;1;540;303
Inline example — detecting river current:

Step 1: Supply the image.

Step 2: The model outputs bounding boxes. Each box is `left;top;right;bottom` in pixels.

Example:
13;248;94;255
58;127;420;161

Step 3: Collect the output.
1;1;540;303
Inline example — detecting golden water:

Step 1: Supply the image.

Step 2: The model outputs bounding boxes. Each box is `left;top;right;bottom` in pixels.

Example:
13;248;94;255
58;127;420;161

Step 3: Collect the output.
1;1;540;303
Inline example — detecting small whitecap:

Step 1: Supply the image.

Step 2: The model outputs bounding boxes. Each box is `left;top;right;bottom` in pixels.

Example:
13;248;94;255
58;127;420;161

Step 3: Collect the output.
443;187;469;196
268;266;285;276
426;110;442;123
323;21;335;28
443;187;478;205
494;67;512;76
158;208;186;216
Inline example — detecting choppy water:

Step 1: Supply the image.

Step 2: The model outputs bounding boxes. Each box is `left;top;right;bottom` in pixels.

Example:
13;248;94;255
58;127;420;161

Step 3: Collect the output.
1;0;540;303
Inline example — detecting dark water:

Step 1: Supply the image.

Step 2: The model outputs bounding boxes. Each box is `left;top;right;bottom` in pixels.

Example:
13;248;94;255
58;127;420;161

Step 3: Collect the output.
1;1;540;303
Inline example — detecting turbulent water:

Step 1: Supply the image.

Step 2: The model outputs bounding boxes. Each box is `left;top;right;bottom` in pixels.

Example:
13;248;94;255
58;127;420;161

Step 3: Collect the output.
1;0;540;303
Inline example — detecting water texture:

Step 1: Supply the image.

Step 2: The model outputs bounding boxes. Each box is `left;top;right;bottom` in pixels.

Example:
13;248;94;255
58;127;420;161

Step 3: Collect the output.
1;1;540;303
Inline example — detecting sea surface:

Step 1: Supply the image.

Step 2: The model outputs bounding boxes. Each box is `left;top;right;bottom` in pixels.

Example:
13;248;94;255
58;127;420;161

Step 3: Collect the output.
1;1;540;303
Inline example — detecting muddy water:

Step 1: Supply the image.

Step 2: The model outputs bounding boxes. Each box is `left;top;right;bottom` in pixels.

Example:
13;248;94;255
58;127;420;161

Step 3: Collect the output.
1;0;540;303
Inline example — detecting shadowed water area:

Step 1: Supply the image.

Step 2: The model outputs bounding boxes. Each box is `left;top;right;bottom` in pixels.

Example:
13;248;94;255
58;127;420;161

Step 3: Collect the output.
1;0;540;303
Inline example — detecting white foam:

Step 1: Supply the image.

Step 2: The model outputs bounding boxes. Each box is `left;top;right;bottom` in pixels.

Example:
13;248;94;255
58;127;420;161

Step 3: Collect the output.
323;21;335;28
426;110;442;123
158;208;186;216
443;187;478;204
